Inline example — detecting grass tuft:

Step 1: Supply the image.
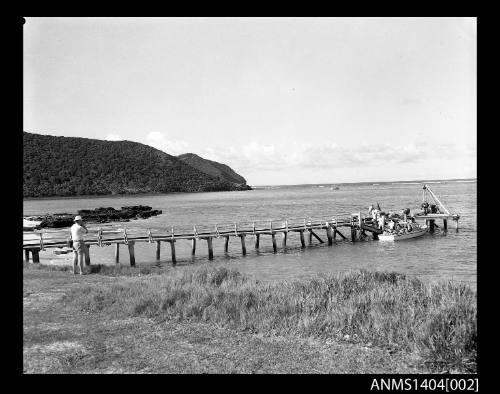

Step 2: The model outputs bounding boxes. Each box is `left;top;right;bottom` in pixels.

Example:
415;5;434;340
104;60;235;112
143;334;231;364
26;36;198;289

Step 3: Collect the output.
64;265;476;371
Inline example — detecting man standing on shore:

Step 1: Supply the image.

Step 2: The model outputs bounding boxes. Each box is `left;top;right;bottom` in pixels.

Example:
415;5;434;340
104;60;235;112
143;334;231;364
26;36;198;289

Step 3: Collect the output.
71;215;88;275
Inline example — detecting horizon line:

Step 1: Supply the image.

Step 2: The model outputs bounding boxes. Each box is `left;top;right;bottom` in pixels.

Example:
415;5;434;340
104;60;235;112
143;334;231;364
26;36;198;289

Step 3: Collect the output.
250;177;477;188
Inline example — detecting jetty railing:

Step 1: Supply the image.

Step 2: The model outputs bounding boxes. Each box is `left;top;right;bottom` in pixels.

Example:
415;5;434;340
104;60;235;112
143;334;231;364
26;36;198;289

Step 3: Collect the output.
23;214;356;265
23;211;459;266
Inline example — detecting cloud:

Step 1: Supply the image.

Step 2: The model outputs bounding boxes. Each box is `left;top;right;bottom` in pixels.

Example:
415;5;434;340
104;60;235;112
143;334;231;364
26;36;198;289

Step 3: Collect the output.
104;133;123;141
145;131;190;156
199;140;476;172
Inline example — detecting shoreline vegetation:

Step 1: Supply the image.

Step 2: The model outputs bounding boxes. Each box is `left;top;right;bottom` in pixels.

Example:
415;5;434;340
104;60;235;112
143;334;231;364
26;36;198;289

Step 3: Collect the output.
23;132;251;198
22;187;253;201
24;263;476;373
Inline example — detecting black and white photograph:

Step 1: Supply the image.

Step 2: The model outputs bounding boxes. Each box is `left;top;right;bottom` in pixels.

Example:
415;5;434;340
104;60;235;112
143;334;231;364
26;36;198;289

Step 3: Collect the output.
22;17;477;376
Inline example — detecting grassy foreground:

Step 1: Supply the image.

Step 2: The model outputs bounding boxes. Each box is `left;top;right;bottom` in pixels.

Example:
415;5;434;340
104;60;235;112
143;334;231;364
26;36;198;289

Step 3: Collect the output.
24;264;476;373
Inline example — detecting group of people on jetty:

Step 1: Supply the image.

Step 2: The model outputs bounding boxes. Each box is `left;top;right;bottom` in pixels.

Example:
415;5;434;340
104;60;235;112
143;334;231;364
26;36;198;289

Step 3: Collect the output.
367;204;427;236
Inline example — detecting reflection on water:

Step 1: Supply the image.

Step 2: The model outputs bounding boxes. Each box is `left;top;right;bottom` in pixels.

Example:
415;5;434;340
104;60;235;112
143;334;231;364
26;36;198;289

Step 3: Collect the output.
24;180;477;289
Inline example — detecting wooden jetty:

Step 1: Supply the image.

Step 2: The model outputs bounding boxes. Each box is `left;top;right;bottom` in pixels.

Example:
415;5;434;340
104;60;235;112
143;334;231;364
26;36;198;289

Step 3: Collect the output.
22;184;460;266
23;215;363;266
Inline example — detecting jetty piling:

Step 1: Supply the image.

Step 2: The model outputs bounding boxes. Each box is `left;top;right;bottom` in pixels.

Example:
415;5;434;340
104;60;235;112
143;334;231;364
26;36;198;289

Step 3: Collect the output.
156;241;161;260
207;237;214;260
85;245;91;265
326;224;333;245
191;238;197;256
32;249;40;263
429;220;435;233
240;235;247;255
299;230;306;248
128;241;135;266
170;241;177;265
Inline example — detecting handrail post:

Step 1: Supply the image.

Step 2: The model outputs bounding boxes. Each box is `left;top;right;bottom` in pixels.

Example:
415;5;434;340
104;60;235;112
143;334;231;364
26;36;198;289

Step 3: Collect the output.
123;228;128;245
39;232;44;251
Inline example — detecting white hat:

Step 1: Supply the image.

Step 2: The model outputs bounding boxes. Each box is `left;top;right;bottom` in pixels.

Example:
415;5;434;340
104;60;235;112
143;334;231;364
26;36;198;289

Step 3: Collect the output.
74;215;83;221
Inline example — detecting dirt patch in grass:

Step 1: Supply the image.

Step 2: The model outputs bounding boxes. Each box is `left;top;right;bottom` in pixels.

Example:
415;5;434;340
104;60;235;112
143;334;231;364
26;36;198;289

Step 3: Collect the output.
23;314;424;374
23;264;475;374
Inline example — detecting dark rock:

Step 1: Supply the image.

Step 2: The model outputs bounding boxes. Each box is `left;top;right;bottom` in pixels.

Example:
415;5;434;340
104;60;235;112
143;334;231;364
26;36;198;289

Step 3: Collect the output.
31;205;162;228
39;215;74;228
121;205;152;211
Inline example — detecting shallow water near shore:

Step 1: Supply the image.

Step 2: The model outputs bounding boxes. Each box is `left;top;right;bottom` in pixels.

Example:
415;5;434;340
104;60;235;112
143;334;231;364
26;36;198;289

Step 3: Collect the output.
23;180;477;289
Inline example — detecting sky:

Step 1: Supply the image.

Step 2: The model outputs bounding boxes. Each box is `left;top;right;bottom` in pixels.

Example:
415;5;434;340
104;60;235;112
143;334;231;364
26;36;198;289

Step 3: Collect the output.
24;17;476;186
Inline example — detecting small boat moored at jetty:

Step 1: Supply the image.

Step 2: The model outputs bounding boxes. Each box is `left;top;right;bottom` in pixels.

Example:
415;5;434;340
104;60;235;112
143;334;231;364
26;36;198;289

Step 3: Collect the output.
378;225;427;241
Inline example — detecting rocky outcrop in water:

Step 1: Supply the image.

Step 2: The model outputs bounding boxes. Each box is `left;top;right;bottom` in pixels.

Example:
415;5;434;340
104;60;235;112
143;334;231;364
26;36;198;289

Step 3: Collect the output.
23;205;162;229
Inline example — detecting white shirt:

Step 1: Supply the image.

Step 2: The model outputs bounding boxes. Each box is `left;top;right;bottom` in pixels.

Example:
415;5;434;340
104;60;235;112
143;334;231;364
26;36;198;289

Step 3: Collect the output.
71;223;87;241
377;215;385;228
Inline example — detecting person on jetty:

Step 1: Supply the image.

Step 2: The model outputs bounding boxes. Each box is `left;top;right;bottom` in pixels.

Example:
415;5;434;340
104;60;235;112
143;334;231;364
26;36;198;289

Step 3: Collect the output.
71;215;88;275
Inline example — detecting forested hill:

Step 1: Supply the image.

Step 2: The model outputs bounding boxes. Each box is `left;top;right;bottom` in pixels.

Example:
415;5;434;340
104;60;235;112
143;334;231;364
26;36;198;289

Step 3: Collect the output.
177;153;250;188
23;132;251;198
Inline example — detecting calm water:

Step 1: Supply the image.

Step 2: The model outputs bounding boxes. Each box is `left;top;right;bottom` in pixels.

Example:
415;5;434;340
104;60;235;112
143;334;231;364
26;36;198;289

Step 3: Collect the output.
23;180;477;288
